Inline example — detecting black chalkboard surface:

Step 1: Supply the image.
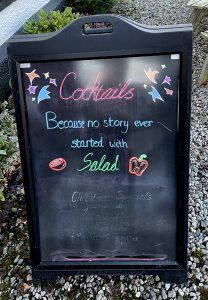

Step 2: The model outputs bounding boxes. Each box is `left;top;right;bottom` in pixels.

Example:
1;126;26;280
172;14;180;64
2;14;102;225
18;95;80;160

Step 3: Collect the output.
8;15;192;283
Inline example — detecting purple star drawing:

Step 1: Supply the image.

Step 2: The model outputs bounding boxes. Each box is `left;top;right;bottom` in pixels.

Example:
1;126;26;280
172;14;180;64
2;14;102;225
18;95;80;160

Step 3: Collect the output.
162;76;171;85
50;78;57;86
27;85;38;94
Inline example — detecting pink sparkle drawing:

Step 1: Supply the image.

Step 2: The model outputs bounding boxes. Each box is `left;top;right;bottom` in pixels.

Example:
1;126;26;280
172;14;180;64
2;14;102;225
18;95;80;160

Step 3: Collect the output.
164;87;173;95
162;76;171;85
50;78;57;86
27;85;38;94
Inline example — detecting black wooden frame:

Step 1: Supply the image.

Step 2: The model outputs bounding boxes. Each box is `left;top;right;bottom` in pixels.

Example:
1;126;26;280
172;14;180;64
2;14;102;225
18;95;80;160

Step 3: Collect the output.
7;15;192;283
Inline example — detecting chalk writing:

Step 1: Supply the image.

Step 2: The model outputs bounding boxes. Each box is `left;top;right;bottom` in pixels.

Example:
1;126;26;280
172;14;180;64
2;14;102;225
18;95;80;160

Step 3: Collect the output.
45;113;156;134
59;72;135;101
87;120;100;128
157;122;172;132
103;117;129;134
109;139;128;148
71;190;126;204
77;152;120;172
137;192;152;201
71;138;104;148
134;120;153;127
45;111;85;130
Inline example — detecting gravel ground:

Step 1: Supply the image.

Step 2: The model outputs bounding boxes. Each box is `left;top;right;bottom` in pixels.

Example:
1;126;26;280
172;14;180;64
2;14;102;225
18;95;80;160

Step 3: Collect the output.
0;0;208;299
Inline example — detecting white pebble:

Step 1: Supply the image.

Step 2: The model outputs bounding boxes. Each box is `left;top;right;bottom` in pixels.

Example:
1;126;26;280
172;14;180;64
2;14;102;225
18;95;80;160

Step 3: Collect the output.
136;291;141;298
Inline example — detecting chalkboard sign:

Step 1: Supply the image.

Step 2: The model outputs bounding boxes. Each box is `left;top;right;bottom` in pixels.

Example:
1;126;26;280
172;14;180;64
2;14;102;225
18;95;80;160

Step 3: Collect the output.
8;15;192;283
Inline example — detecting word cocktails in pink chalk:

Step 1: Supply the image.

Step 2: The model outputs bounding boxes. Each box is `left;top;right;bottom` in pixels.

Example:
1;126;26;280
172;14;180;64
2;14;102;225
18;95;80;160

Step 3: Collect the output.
59;72;135;101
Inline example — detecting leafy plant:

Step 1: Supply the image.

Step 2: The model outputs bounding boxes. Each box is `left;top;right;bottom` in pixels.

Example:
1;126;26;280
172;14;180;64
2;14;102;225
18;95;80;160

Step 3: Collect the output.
0;131;14;202
68;0;118;14
23;7;80;34
0;100;18;202
200;288;208;300
192;249;205;265
191;274;200;285
0;131;13;157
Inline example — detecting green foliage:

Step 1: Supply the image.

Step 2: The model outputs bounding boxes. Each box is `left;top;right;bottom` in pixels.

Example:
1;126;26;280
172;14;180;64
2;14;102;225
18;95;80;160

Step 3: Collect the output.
0;130;14;202
191;274;200;285
23;7;80;34
1;292;9;300
0;131;13;158
0;187;5;201
192;249;205;265
200;288;208;300
68;0;118;14
0;100;18;202
9;79;12;89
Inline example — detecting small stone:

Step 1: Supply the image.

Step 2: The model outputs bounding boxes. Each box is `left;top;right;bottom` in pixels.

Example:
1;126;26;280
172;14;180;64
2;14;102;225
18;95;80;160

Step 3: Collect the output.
158;282;162;289
59;277;65;284
140;286;144;292
14;255;20;264
193;257;199;263
120;283;124;293
165;283;170;290
185;288;189;295
35;293;41;299
155;275;160;281
136;291;141;298
22;283;30;292
27;274;32;281
96;293;103;300
178;288;184;296
18;258;24;265
11;277;16;285
162;290;167;299
64;282;70;290
168;291;173;298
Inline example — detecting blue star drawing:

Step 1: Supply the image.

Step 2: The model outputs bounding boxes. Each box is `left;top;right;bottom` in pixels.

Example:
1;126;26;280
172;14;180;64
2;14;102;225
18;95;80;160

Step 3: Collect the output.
38;85;51;103
148;86;164;103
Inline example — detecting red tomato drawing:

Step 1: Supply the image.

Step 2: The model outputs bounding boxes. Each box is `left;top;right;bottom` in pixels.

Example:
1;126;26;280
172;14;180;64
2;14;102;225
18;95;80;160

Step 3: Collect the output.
49;158;67;172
